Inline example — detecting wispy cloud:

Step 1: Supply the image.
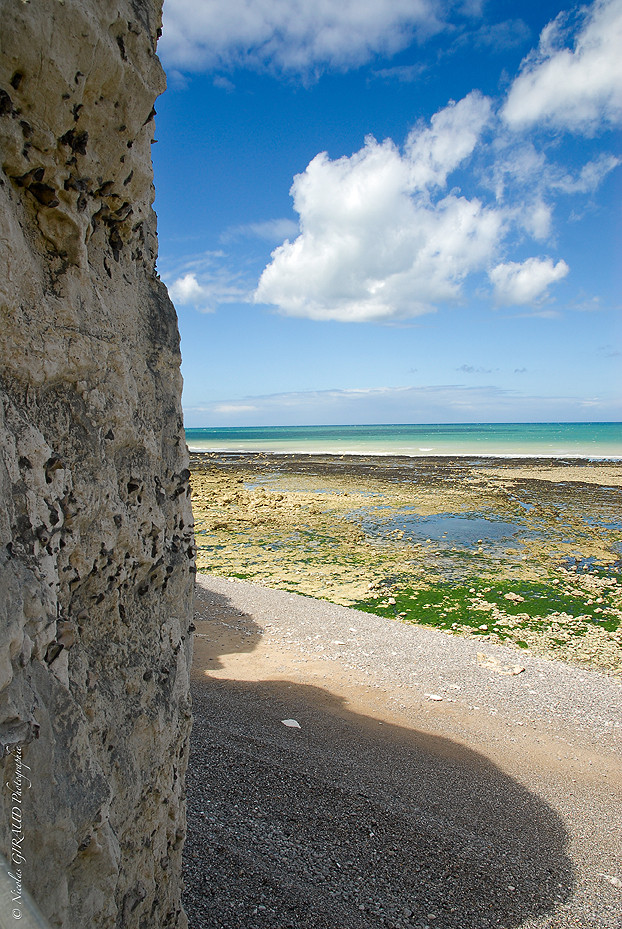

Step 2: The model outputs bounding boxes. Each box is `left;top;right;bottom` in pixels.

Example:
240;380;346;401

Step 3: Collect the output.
371;63;428;83
222;218;300;243
457;364;497;374
184;383;620;426
484;141;619;209
597;344;621;357
213;75;236;93
212;403;259;415
502;0;622;133
550;154;621;193
469;18;531;50
162;251;252;313
160;0;444;78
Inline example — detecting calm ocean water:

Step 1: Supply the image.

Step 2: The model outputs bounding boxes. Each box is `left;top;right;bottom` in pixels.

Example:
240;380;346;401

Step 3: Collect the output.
185;423;622;459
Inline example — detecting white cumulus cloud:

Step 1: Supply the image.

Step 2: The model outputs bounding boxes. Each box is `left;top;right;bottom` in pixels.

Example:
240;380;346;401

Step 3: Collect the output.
168;273;209;306
160;0;443;76
489;257;569;306
502;0;622;132
255;93;504;322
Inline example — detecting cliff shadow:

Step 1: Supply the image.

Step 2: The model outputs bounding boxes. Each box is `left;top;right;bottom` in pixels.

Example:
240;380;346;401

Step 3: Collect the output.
184;581;574;929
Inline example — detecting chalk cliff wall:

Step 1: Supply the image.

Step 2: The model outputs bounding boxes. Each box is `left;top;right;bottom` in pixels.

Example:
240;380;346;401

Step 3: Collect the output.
0;2;194;927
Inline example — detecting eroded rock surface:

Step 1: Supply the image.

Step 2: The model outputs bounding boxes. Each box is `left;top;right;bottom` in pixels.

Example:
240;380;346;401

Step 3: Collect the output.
0;2;194;927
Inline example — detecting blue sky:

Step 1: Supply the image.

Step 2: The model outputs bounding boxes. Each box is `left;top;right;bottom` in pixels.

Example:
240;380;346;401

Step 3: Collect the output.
153;0;621;427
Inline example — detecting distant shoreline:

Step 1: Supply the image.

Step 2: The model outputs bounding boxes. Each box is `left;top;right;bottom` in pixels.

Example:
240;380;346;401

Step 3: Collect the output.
189;448;622;462
188;446;622;470
185;422;622;461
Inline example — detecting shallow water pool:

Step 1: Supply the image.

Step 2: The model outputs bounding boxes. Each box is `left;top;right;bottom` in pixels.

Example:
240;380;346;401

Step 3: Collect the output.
358;509;527;548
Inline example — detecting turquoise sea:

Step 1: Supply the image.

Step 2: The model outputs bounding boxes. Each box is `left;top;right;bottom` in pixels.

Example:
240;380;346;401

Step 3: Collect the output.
185;422;622;459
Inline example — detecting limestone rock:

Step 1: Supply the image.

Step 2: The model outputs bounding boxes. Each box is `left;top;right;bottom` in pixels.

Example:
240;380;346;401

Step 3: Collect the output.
0;2;194;927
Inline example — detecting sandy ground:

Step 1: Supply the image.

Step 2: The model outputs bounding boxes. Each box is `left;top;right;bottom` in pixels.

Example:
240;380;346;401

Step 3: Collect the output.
183;574;622;929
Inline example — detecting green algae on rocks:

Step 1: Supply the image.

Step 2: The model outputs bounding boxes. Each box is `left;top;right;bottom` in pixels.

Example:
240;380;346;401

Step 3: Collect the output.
190;453;622;675
353;575;621;673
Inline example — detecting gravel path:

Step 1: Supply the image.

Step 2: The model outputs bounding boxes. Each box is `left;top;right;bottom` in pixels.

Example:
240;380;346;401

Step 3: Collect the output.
183;575;622;929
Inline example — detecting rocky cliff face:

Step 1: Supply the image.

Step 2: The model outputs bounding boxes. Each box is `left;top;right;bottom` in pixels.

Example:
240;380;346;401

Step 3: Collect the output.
0;2;194;927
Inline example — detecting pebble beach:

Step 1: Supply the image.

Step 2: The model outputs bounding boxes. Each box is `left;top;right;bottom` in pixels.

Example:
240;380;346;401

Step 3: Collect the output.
183;574;622;929
182;452;622;928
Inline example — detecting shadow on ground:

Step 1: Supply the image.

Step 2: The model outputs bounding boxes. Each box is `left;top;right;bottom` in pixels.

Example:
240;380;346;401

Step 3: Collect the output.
183;586;574;929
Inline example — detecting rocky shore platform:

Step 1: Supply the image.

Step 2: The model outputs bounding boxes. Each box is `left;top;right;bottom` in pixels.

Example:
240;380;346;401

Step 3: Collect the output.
189;452;622;674
183;574;622;929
